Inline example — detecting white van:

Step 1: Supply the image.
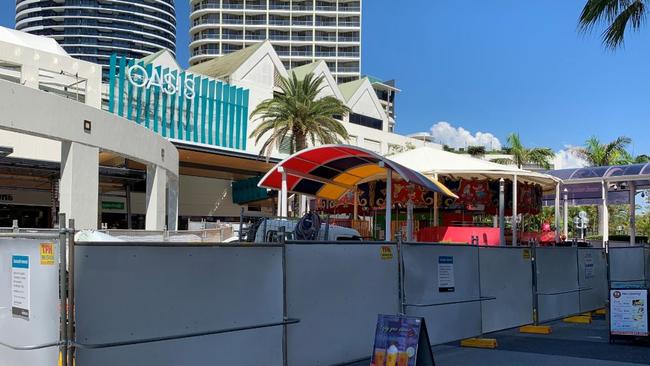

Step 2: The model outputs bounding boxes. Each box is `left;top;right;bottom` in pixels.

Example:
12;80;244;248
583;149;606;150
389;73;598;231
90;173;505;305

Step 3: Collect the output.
251;219;361;242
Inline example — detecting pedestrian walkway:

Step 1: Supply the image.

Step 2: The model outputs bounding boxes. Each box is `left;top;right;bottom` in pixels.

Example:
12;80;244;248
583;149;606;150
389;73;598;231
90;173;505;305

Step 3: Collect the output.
349;317;650;366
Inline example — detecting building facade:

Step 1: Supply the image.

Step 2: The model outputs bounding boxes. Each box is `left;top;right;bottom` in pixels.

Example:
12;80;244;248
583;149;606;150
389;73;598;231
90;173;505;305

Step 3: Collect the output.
0;28;439;230
15;0;177;66
189;0;361;83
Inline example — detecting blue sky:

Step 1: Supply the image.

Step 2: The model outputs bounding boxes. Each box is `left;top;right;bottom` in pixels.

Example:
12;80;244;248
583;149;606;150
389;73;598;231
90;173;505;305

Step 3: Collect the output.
4;1;650;159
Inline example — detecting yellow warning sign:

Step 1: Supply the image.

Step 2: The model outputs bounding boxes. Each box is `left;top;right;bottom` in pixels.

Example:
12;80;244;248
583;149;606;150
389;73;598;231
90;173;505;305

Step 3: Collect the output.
40;243;55;265
522;249;531;260
380;246;393;260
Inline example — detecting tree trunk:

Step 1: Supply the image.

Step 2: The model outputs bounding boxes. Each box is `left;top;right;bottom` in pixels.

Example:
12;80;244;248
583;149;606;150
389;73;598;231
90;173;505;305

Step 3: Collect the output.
295;131;308;152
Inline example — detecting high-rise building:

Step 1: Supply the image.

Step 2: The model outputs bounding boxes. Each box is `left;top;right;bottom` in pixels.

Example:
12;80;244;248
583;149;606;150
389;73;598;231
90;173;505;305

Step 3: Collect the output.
189;0;361;83
15;0;176;66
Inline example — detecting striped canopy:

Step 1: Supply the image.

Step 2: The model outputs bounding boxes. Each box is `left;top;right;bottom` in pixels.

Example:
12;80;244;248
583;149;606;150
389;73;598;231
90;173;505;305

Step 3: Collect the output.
258;145;457;201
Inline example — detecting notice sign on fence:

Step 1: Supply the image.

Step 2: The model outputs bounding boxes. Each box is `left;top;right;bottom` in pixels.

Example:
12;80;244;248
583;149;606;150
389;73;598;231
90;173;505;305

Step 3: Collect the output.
610;289;648;336
40;243;55;265
11;255;30;320
370;315;435;366
438;256;455;292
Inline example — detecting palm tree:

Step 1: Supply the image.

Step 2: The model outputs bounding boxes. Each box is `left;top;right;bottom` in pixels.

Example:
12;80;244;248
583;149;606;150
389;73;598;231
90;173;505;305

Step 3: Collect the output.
578;0;647;49
249;72;350;159
572;136;632;166
492;133;555;169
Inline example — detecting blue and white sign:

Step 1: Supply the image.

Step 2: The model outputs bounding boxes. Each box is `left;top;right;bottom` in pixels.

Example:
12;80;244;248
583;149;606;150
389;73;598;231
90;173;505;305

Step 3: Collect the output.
11;255;30;320
107;54;250;150
438;256;455;292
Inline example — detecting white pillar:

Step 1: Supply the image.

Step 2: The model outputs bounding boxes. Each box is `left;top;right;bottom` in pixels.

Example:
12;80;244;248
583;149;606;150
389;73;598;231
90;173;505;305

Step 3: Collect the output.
406;199;414;242
499;178;505;246
146;165;167;230
385;167;392;242
167;174;179;231
433;173;440;227
563;188;569;239
512;175;518;246
279;167;288;217
20;65;39;88
554;183;561;243
630;182;636;246
59;142;99;229
600;180;609;244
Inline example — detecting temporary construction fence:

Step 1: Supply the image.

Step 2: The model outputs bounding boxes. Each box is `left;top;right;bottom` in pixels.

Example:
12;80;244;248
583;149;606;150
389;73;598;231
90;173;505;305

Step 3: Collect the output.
0;227;611;366
0;215;71;366
609;245;650;288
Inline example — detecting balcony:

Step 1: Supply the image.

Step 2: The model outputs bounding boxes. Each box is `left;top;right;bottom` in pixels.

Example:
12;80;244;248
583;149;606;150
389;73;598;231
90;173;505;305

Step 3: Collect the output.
193;2;220;11
223;18;244;25
339;21;360;27
192;32;219;41
270;34;290;40
246;34;266;40
292;5;313;11
339;6;361;12
338;51;360;57
292;50;312;57
222;2;244;9
337;66;359;73
246;19;267;25
222;33;244;40
292;35;313;41
316;35;337;42
269;19;290;26
315;5;337;11
315;21;337;27
292;20;313;26
315;51;336;57
276;50;291;56
338;36;359;42
269;3;291;10
246;4;267;10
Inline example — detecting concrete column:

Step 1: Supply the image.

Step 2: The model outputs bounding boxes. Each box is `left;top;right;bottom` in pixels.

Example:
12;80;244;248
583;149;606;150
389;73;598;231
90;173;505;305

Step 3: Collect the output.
167;174;179;231
630;182;636;246
59;142;99;229
146;165;167;230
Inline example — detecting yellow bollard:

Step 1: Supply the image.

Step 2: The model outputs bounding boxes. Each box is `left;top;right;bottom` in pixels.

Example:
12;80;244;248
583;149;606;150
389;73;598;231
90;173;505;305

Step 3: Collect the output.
460;338;498;349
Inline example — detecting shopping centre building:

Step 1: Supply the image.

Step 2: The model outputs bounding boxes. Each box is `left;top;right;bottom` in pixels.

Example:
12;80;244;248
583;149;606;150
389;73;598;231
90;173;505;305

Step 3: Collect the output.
0;27;440;230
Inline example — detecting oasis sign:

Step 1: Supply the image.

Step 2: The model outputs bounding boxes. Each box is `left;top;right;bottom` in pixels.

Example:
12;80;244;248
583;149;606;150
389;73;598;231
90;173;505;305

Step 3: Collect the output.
107;53;250;150
126;63;196;100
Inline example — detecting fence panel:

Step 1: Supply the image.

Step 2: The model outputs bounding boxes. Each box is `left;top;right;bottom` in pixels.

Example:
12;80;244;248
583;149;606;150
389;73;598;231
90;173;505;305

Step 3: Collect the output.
645;247;650;285
285;243;399;366
479;247;533;333
0;238;60;365
74;244;284;366
535;247;580;323
402;244;482;345
577;248;608;312
609;246;646;288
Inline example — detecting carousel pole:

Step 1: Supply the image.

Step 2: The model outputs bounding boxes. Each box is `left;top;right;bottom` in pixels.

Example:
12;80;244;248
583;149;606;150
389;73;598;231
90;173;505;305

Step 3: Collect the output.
512;175;518;246
279;166;288;217
433;173;440;227
554;183;561;243
353;186;359;221
499;178;505;246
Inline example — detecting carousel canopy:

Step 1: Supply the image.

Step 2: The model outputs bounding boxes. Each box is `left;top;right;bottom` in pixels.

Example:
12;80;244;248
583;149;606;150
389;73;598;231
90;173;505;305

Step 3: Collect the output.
258;145;457;201
389;147;560;191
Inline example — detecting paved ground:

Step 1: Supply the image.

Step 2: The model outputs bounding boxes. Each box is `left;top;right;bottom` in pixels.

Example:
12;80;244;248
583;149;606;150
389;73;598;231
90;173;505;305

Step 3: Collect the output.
348;316;650;366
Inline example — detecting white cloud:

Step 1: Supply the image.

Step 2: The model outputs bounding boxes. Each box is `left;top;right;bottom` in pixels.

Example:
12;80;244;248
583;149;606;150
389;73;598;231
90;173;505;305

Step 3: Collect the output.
429;121;502;150
553;147;589;170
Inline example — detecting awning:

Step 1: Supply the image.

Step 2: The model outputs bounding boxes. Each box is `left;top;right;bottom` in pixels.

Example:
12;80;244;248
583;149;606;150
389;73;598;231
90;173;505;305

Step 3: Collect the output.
258;145;457;200
389;146;561;191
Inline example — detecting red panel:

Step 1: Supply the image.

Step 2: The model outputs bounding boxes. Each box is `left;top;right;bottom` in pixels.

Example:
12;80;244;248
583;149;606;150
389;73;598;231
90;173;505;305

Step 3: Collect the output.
416;226;501;246
282;158;319;173
298;147;349;165
335;146;374;158
261;170;281;188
